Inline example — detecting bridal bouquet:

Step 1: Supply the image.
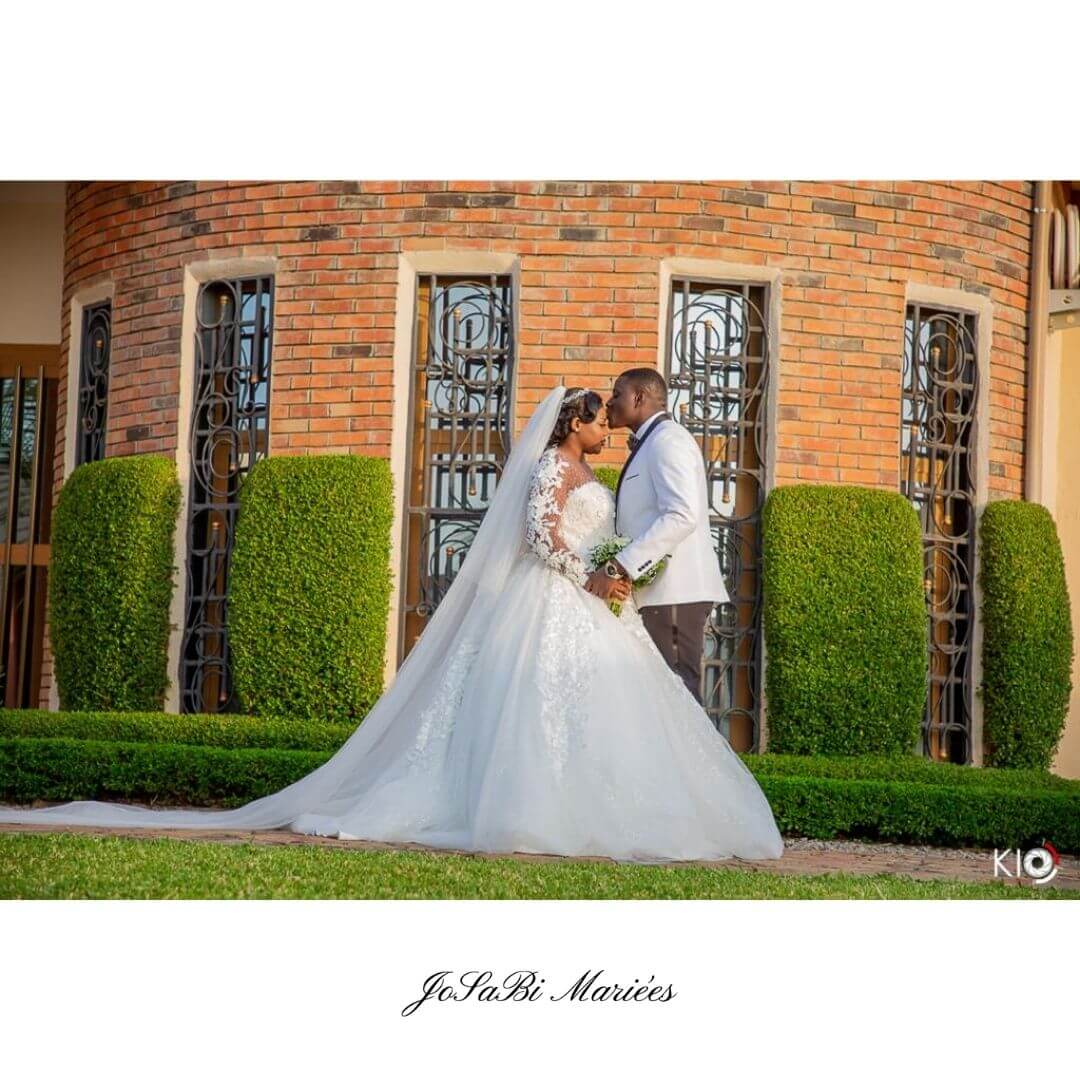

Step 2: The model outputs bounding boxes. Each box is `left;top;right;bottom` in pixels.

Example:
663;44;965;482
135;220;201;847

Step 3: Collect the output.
589;536;668;617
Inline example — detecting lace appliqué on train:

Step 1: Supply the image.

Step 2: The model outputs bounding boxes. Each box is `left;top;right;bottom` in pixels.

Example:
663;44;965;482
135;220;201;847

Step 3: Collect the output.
535;584;596;779
405;636;481;772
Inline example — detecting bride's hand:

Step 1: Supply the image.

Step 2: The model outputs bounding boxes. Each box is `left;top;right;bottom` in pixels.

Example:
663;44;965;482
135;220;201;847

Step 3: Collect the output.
586;569;632;602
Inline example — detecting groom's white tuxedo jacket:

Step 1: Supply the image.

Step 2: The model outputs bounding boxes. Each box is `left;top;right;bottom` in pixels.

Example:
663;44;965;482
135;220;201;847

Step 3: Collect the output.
614;412;729;609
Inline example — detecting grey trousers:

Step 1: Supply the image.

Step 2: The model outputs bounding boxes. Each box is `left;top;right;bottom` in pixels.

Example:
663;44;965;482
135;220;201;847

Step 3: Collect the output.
638;601;715;703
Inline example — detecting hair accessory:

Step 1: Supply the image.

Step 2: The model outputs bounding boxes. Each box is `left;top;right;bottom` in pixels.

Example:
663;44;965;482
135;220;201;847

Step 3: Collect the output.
563;387;588;404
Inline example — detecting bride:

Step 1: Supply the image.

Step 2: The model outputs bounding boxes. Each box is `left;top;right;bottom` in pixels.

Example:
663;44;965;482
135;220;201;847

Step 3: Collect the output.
0;385;784;863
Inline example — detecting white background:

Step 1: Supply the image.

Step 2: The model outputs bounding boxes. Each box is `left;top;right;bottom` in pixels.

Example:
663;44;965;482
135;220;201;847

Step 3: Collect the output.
2;1;1078;1075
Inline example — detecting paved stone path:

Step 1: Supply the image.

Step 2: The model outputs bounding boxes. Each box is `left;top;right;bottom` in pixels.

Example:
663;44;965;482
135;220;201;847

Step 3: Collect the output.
2;820;1077;892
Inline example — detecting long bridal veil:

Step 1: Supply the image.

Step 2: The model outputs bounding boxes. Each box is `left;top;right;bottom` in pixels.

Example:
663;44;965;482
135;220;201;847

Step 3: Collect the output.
0;385;570;830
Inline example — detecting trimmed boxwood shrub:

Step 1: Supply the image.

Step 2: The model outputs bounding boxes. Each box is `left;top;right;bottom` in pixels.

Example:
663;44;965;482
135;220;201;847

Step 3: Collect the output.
748;754;1080;854
762;484;927;756
749;751;1079;793
594;465;621;494
0;709;354;752
980;501;1074;769
228;455;393;723
0;737;327;809
49;456;180;711
753;772;1080;854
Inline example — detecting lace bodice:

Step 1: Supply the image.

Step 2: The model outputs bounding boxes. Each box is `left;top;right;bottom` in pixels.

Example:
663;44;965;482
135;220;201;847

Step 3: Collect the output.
524;447;616;586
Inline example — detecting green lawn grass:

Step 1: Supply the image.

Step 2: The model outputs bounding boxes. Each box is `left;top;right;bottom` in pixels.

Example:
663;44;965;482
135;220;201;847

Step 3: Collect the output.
0;833;1072;900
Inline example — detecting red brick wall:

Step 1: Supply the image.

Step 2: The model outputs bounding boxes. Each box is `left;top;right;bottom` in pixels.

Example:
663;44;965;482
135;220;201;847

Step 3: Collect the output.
48;179;1033;703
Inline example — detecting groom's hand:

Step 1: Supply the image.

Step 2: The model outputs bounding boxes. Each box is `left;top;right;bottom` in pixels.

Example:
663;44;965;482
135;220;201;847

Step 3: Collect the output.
585;569;632;602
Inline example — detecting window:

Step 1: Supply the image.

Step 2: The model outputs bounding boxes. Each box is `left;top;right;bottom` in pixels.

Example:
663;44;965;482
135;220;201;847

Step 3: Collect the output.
77;301;111;465
665;279;771;751
399;274;515;662
900;303;979;763
181;276;273;713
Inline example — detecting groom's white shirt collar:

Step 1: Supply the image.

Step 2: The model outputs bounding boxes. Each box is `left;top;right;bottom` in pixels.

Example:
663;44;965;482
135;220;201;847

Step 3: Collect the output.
632;410;665;443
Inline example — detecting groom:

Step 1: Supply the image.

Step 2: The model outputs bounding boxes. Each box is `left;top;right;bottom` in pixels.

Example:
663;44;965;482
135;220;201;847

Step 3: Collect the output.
585;368;728;702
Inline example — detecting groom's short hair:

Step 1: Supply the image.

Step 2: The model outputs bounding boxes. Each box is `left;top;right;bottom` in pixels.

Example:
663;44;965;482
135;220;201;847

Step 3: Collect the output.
619;367;668;402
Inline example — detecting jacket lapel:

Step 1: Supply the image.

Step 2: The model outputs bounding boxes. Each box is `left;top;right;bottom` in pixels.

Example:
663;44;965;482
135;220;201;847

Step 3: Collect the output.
615;412;671;532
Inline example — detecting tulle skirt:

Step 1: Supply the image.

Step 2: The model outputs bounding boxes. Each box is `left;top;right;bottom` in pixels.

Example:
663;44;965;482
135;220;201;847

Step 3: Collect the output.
293;556;785;863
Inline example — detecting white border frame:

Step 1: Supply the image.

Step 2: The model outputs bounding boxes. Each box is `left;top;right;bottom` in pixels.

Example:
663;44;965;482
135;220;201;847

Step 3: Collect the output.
386;249;521;686
655;257;783;750
902;282;993;767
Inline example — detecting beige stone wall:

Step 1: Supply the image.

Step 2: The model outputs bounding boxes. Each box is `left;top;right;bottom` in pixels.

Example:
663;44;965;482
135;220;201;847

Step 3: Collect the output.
1052;326;1080;778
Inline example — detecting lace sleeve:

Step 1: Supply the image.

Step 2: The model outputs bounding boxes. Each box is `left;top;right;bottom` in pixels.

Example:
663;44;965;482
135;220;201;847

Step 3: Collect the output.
524;449;592;587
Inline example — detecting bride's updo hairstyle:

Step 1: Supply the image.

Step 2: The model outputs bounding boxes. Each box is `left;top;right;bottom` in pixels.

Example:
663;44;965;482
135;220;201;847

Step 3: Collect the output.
545;387;604;448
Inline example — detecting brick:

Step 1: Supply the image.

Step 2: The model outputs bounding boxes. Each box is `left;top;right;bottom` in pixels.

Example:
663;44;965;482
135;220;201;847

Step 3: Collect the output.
425;193;470;208
683;215;727;232
331;344;374;358
994;258;1025;281
540;182;587;197
339;194;381;209
588;183;632;197
812;198;856;217
832;215;878;235
166;182;197;201
299;225;341;241
931;243;965;261
469;193;515;208
719;188;768;208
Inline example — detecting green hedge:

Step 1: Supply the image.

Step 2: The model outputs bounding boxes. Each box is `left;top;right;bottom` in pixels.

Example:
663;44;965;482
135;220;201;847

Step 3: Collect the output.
49;456;181;711
0;709;354;752
0;738;326;809
594;465;621;494
4;741;1078;851
756;774;1080;853
228;455;394;723
750;751;1079;793
980;501;1074;769
762;484;927;756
